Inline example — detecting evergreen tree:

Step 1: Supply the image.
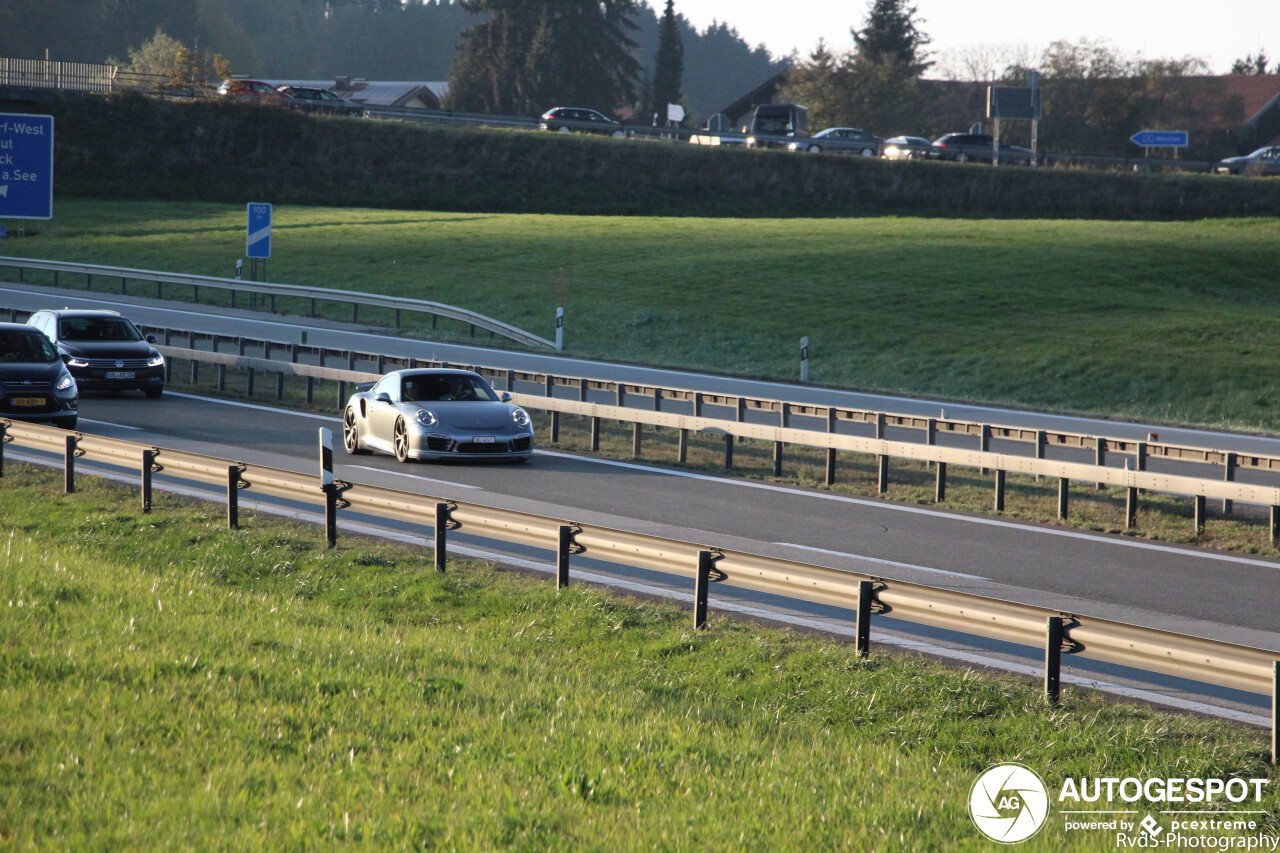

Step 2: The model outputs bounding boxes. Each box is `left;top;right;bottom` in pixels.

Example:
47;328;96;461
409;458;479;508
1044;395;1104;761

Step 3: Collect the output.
1230;50;1271;75
449;0;640;115
650;0;684;124
851;0;931;75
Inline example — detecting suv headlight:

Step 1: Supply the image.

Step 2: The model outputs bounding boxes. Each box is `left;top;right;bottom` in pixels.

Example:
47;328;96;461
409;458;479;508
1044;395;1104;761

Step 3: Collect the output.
415;409;437;427
66;356;89;368
147;354;165;367
512;408;530;428
56;373;76;392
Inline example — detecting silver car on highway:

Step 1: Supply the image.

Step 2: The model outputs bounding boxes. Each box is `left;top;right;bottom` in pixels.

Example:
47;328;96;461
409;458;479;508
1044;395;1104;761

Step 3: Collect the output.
342;368;534;463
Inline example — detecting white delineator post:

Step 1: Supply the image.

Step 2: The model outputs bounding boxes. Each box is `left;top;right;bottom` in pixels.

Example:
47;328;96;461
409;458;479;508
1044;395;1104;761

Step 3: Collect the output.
319;428;337;547
800;336;810;383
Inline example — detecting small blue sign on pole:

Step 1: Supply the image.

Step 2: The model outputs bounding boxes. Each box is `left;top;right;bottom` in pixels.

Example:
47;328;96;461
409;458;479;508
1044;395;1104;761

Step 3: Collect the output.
247;203;272;259
0;113;54;221
1130;130;1189;148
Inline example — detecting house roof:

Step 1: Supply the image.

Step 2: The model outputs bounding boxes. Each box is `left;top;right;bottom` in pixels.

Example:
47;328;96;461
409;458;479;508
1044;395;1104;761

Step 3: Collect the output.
1219;74;1280;125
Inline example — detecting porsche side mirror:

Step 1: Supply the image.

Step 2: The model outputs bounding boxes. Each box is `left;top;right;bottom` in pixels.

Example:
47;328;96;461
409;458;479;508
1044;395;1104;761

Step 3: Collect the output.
375;392;392;403
500;392;512;402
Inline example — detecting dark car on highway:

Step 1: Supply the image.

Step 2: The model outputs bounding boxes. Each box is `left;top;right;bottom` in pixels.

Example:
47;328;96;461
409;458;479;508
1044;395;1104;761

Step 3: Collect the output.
1214;146;1280;176
788;127;883;156
0;323;78;429
931;133;1033;165
27;309;165;398
539;107;626;136
277;86;365;117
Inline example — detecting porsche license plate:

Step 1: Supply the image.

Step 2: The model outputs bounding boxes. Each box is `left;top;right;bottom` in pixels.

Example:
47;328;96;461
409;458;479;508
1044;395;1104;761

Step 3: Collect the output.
105;371;136;379
11;397;44;407
473;436;495;444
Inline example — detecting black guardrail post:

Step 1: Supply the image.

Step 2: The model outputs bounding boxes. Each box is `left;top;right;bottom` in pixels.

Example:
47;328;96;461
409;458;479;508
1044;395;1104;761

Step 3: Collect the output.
1058;479;1069;520
1045;616;1064;705
434;503;450;572
0;422;6;477
141;449;155;512
856;580;873;657
226;464;241;529
994;468;1006;512
1195;496;1207;537
64;434;78;493
694;550;711;630
557;525;572;589
1272;661;1278;765
936;462;947;502
1271;507;1280;544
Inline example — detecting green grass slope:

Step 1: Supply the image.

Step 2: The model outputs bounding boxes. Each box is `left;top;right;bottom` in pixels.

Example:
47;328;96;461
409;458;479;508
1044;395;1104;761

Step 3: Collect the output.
0;465;1274;849
18;201;1280;433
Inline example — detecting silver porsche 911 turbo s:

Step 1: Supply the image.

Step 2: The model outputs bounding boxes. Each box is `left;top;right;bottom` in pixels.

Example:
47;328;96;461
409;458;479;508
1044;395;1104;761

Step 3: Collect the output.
342;369;534;463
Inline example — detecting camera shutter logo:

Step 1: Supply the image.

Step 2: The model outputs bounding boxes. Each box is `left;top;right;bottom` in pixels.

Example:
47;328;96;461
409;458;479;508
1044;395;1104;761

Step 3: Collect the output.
969;763;1050;844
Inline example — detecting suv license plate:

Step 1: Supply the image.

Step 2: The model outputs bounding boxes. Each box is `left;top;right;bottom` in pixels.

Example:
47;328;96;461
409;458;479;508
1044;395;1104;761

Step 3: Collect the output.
473;436;495;444
11;397;44;407
105;371;136;379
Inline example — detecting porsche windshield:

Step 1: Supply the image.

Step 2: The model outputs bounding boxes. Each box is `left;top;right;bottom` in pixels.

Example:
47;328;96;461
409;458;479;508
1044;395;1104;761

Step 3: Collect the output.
401;374;498;403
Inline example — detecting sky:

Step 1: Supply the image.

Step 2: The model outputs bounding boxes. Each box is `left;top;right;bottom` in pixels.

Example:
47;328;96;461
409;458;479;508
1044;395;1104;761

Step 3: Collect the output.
660;1;1280;76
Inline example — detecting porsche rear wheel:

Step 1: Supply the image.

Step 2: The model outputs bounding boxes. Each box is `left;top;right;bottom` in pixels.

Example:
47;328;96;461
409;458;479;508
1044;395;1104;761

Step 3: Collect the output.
343;407;368;455
394;417;412;462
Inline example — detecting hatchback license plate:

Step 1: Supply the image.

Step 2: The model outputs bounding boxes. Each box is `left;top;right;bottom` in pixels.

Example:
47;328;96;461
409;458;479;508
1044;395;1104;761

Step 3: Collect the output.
11;397;44;407
473;436;495;444
105;371;136;379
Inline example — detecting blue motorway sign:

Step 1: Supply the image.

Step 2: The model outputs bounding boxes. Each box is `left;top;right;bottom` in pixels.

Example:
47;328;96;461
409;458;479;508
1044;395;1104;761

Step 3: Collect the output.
246;202;272;259
1130;130;1189;148
0;113;54;220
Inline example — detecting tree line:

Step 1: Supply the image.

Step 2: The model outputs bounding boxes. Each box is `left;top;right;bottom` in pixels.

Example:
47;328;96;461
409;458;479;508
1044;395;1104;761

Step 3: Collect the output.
0;0;782;123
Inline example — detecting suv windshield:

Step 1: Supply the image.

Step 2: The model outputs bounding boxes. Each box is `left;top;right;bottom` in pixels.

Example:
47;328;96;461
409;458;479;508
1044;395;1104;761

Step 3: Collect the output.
59;317;143;342
0;330;58;363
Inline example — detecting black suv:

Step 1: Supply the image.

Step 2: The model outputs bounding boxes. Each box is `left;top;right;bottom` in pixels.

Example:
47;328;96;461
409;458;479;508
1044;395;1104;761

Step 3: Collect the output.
0;322;79;428
931;133;1033;165
27;309;165;398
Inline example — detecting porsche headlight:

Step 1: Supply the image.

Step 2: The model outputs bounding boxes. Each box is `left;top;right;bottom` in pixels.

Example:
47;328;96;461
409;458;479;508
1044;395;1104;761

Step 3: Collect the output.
56;373;76;392
512;408;530;428
147;353;165;367
415;409;437;427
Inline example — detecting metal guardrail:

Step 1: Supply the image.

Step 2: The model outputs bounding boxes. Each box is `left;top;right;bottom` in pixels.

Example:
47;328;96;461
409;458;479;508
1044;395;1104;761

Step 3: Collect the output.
0;257;555;350
1;417;1276;760
128;333;1280;542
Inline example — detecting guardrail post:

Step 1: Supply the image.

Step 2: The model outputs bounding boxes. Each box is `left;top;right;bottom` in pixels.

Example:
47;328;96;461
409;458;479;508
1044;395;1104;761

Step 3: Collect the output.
1095;438;1106;490
190;356;199;384
677;428;688;463
877;454;889;494
141;449;155;512
1223;452;1236;514
590;417;601;452
825;409;838;486
856;580;873;657
723;434;733;469
935;461;947;502
994;468;1006;512
550;411;560;444
1271;507;1280;544
694;550;712;630
1035;429;1045;481
557;525;572;589
1058;478;1069;520
433;503;449;572
226;465;240;529
0;422;6;477
64;434;78;494
1045;617;1063;705
1272;661;1278;765
1194;495;1207;538
980;423;990;474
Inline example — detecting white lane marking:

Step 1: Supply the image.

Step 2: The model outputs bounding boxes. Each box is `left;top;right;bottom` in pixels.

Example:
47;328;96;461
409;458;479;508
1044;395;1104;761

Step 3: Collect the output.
78;418;141;430
135;394;1280;572
343;464;481;490
534;449;1280;571
5;448;1270;725
166;391;342;422
773;542;987;581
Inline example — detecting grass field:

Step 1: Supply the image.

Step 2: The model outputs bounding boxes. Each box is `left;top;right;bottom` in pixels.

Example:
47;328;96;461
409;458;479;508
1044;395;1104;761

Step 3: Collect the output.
11;200;1280;434
0;463;1275;850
